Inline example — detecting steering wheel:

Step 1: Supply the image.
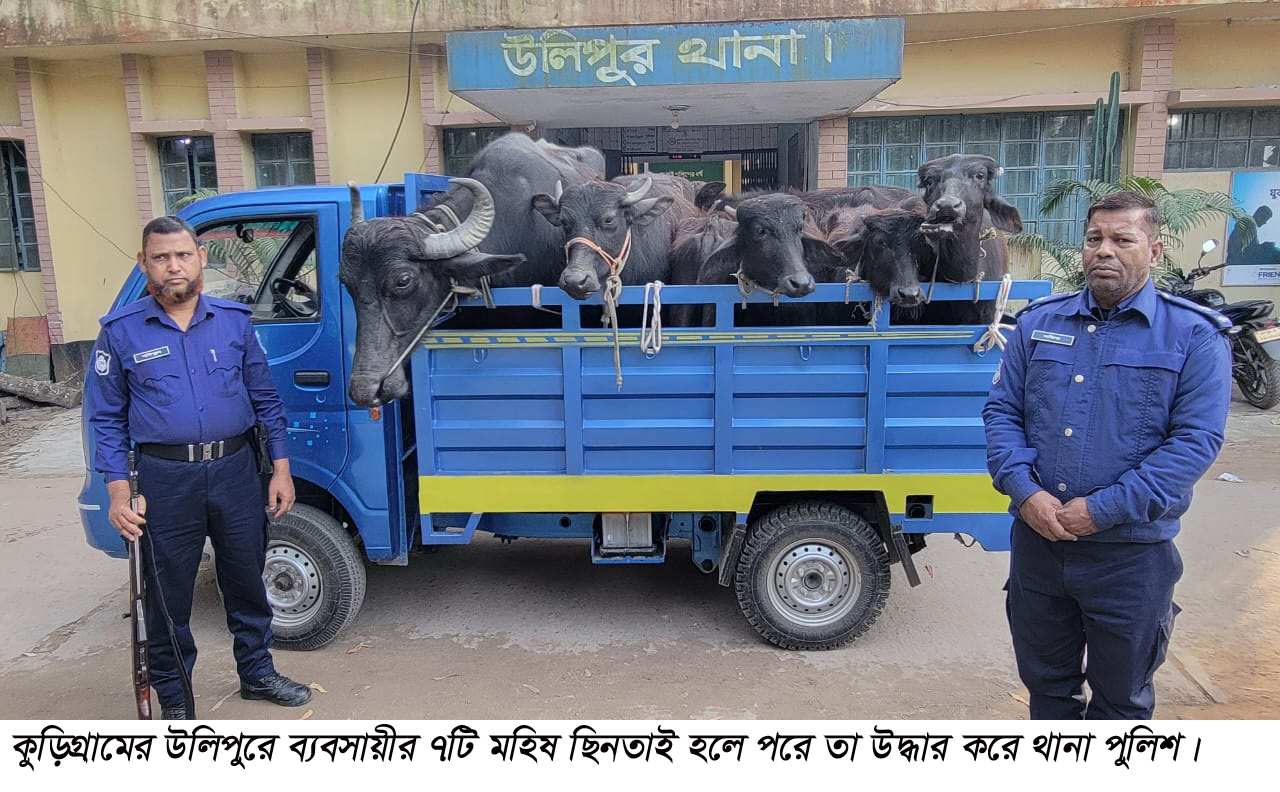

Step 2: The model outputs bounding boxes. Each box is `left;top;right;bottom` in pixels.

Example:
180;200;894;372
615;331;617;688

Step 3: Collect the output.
271;277;319;318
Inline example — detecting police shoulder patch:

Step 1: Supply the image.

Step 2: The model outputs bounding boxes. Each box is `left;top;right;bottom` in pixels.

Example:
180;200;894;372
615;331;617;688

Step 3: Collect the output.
1157;291;1233;332
1014;290;1076;319
94;349;111;376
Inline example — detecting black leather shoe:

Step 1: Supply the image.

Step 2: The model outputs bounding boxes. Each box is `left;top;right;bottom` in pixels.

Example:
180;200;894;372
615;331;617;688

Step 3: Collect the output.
161;705;190;720
240;672;312;707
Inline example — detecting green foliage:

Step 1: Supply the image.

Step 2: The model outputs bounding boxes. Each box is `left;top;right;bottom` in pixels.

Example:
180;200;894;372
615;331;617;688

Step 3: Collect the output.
1011;175;1257;293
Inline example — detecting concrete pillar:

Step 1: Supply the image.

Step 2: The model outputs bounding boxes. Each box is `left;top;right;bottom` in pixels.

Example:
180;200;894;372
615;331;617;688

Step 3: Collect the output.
1132;18;1175;179
816;117;849;189
306;48;332;185
13;58;62;345
205;50;245;192
418;45;443;174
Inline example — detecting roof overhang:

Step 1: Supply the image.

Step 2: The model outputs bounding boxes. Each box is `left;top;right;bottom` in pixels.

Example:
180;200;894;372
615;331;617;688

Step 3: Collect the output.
446;18;904;127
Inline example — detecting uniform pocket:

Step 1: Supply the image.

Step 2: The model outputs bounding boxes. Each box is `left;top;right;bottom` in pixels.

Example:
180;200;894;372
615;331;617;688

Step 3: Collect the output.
1100;348;1183;458
135;359;182;407
205;346;243;397
1146;603;1178;678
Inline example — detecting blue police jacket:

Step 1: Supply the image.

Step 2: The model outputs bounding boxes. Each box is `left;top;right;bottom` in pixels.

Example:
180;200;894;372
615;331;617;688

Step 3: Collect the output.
983;278;1232;542
88;294;288;483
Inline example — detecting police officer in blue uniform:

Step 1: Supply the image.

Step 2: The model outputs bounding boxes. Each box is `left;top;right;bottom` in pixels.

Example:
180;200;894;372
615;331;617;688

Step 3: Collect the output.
984;191;1231;719
89;215;312;719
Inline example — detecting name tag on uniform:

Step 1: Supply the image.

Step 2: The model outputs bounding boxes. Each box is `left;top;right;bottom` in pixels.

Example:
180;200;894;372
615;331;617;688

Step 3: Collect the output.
133;346;171;364
1030;330;1074;347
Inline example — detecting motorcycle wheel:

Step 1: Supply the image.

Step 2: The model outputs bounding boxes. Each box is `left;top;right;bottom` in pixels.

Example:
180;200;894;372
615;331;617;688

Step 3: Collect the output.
1236;333;1280;410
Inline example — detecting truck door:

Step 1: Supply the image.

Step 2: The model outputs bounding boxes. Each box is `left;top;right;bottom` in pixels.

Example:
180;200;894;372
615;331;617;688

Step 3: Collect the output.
185;203;347;489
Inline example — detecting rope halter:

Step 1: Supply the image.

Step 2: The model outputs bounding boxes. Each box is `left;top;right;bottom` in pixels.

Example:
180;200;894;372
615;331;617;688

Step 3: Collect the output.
564;228;634;390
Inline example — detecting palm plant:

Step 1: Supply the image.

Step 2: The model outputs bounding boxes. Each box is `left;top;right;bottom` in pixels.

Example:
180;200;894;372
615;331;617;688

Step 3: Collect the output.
1009;175;1257;292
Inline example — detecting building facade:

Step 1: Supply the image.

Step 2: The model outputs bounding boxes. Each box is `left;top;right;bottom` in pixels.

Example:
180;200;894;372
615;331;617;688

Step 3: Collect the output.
0;0;1276;355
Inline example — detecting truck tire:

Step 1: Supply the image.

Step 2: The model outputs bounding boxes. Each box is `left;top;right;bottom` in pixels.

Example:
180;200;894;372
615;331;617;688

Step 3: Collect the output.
1237;334;1280;410
734;501;890;650
263;503;366;651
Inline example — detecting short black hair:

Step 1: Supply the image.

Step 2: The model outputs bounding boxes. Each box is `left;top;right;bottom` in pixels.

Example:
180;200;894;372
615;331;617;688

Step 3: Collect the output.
141;216;199;251
1085;191;1161;237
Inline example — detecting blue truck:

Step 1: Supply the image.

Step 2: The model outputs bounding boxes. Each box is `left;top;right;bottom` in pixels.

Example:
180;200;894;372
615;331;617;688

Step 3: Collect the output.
80;173;1050;651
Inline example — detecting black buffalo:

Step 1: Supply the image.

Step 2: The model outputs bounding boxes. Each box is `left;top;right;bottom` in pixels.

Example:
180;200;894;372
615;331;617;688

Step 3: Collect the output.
819;203;928;311
914;154;1022;324
531;174;691;299
341;178;524;406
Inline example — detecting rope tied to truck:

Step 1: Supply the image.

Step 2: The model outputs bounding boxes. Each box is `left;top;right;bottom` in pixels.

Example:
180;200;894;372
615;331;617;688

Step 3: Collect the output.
641;280;664;357
565;229;633;390
972;273;1014;355
734;268;783;308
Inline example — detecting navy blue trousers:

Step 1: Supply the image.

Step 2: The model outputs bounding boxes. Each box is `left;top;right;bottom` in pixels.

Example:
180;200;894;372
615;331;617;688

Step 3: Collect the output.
1006;521;1181;720
138;445;276;708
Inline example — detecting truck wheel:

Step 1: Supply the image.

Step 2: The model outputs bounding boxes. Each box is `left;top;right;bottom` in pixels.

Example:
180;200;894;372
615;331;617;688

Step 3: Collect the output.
734;501;890;650
263;503;366;651
1237;334;1280;410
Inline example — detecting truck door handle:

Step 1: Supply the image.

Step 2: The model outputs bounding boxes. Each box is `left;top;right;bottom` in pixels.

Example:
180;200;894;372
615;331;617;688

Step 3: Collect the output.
294;370;330;387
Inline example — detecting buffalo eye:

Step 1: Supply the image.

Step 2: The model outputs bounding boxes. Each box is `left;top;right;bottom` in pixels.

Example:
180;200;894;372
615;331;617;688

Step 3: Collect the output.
754;225;769;239
974;171;986;182
600;214;616;228
387;270;416;296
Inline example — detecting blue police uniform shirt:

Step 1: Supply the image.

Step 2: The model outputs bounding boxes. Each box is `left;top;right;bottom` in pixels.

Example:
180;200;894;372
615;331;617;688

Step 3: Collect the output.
983;277;1232;542
89;294;288;483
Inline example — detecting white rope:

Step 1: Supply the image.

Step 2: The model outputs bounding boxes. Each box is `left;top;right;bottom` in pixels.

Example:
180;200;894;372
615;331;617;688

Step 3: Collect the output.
973;273;1014;354
734;268;781;308
640;280;664;357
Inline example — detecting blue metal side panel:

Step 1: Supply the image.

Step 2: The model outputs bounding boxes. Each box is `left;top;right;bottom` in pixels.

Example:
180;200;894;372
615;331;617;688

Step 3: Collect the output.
883;340;998;473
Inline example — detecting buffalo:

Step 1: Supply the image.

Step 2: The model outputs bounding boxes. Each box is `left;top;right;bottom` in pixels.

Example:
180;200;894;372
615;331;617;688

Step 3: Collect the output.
914;154;1022;324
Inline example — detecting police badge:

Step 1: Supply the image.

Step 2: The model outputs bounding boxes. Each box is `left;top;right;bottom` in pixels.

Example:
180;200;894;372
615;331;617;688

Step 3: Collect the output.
94;349;111;376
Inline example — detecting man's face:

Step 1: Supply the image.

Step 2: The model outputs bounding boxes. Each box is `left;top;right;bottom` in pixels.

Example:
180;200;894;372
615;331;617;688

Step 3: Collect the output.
138;231;207;305
1082;208;1162;309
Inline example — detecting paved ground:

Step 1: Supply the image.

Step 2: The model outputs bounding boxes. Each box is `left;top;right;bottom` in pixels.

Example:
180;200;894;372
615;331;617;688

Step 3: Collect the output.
0;399;1277;721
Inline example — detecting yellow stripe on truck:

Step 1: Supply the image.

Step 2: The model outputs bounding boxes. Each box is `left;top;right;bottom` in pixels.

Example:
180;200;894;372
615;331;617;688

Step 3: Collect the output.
419;473;1006;515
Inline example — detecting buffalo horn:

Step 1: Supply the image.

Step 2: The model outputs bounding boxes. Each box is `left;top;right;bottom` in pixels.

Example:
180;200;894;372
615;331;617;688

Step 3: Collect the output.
420;177;496;259
552;180;563;206
347;180;364;224
721;204;737;221
620;175;652;206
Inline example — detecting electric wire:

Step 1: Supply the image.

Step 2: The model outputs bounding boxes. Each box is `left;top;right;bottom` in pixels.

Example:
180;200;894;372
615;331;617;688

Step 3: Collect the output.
373;0;423;183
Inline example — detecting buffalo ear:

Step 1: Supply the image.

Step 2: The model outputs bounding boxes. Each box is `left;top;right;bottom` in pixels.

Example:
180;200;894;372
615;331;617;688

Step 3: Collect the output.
696;236;740;284
439;251;526;283
695;181;727;211
531;194;562;226
985;193;1023;233
627;196;673;226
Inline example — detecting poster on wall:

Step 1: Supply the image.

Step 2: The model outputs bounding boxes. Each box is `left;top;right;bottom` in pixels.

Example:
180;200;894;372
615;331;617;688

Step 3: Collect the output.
1224;171;1280;286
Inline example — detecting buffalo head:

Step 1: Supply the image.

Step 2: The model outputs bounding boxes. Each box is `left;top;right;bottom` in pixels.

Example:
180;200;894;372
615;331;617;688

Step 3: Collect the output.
697;194;832;298
917;154;1022;236
823;205;927;308
340;178;524;406
531;175;673;299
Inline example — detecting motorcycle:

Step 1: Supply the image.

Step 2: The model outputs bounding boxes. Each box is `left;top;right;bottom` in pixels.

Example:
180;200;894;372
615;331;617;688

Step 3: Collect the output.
1164;239;1280;410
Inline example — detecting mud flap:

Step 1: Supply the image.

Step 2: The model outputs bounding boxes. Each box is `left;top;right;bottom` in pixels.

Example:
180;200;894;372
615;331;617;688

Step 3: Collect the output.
890;522;921;587
716;522;746;587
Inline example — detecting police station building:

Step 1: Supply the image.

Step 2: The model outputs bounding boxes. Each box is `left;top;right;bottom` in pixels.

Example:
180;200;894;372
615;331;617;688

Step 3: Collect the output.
0;0;1276;363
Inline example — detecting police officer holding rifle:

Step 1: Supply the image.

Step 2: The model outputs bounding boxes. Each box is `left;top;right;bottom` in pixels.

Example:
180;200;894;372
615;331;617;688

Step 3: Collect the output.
88;216;311;719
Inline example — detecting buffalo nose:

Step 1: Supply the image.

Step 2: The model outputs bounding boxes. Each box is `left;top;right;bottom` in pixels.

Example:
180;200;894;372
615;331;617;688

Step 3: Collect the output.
931;195;963;218
561;269;592;292
895;285;924;306
783;272;815;297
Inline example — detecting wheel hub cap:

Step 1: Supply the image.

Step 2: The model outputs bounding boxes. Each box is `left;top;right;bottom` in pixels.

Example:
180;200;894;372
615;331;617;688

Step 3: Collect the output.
262;542;321;627
768;541;861;627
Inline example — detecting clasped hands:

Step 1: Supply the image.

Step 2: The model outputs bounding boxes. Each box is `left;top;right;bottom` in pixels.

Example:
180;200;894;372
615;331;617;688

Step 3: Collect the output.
1019;490;1098;542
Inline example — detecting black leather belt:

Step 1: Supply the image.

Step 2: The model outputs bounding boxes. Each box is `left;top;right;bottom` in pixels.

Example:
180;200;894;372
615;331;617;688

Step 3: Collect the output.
137;432;250;463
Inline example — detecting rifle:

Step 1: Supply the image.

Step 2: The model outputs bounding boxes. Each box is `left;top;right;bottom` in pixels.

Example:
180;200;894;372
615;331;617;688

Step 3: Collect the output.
127;450;152;720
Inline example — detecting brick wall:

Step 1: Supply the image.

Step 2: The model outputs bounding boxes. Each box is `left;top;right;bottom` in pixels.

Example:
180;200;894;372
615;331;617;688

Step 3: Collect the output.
120;54;155;222
306;48;332;185
13;58;62;344
205;50;245;192
816;117;849;188
1132;18;1174;179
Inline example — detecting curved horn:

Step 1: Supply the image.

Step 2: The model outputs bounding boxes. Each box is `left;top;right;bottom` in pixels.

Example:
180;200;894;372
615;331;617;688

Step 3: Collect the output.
721;204;737;221
348;180;364;224
420;177;496;259
620;175;652;207
553;180;563;205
